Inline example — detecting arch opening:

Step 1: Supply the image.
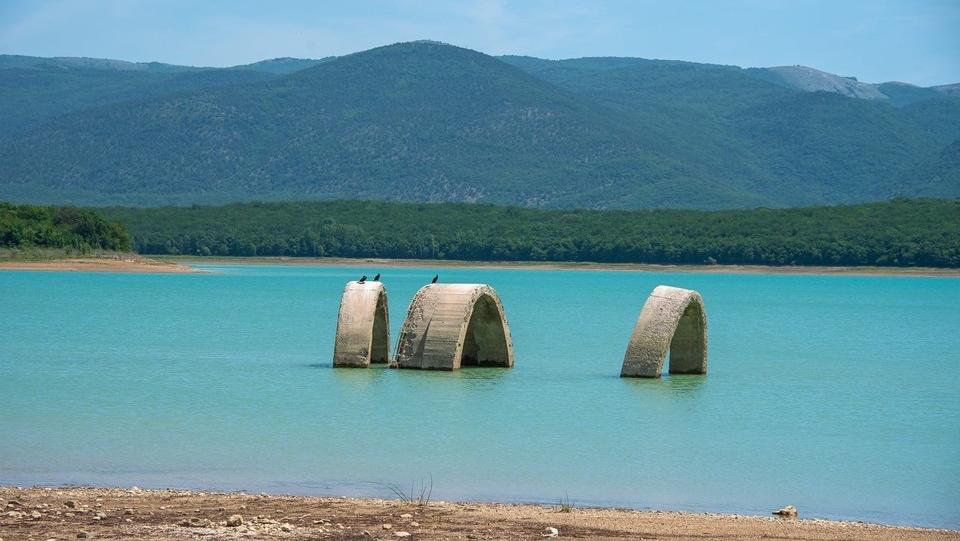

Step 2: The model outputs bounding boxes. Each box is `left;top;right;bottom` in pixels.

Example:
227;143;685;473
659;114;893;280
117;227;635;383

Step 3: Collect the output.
370;291;389;363
460;294;510;367
668;302;706;374
620;285;708;378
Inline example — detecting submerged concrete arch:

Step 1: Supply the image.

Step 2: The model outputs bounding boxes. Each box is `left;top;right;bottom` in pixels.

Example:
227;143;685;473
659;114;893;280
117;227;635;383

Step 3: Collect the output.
621;285;707;378
395;284;514;370
333;281;390;368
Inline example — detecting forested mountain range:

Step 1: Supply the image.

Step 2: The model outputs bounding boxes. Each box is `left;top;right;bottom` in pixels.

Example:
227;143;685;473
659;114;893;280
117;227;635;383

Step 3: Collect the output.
1;41;958;209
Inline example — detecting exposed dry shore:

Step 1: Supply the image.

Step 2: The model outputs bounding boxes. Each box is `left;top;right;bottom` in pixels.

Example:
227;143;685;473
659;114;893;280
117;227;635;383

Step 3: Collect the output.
168;255;960;277
1;487;956;541
2;254;957;277
0;257;197;273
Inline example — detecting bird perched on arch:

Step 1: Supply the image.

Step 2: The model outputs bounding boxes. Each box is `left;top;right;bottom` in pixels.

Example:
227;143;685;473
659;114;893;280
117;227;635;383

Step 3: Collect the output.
358;275;367;283
431;275;439;284
373;273;380;281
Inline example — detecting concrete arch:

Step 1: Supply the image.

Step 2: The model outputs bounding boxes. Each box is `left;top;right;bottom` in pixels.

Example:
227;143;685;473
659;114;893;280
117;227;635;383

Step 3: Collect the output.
333;281;390;368
621;285;707;378
395;284;514;370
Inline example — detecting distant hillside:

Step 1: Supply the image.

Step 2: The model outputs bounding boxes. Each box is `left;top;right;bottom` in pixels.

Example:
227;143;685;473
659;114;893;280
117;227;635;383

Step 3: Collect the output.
0;58;274;135
232;57;330;74
934;83;960;97
1;42;959;209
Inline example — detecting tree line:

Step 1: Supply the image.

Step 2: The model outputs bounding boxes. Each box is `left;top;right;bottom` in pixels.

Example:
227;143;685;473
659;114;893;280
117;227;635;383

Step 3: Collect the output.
99;198;960;268
1;202;131;252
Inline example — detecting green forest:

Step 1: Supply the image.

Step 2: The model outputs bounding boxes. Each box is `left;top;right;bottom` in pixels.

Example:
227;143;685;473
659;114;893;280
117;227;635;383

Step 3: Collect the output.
0;202;132;252
100;198;960;268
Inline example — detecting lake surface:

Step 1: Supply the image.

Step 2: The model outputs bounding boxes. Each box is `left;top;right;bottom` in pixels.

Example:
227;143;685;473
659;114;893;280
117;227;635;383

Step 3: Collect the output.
1;265;958;528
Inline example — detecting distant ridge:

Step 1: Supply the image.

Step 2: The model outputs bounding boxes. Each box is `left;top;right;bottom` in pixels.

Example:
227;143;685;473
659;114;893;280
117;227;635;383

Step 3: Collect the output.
0;54;204;72
747;65;888;100
0;41;958;209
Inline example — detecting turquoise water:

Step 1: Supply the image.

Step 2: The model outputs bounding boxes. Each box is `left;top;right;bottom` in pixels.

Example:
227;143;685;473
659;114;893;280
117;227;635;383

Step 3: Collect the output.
1;265;958;528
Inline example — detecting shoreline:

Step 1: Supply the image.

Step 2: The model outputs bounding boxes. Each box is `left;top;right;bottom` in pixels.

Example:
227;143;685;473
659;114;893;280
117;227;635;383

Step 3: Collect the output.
169;255;960;277
0;257;198;274
1;255;957;277
1;486;957;540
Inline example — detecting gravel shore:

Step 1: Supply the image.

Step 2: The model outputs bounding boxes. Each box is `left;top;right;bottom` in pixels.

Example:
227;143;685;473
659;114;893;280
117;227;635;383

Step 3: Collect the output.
2;486;957;540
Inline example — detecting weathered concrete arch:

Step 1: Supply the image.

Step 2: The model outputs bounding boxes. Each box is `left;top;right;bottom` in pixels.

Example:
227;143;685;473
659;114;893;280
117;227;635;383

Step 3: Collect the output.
621;285;707;378
333;281;390;368
395;284;514;370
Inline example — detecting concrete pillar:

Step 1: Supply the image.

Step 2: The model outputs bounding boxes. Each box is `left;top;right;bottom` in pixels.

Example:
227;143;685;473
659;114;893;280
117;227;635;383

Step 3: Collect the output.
333;281;390;368
621;285;708;378
395;284;514;370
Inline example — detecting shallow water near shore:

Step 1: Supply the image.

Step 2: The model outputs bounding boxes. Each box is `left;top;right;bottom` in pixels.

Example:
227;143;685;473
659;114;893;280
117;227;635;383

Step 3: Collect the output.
1;265;958;528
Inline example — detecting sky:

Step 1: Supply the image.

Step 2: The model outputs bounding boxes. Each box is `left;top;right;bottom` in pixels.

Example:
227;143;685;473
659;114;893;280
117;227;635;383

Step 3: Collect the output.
1;0;958;86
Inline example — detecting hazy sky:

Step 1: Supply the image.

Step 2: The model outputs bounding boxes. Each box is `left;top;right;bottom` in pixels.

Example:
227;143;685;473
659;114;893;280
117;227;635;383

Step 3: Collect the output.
1;0;958;86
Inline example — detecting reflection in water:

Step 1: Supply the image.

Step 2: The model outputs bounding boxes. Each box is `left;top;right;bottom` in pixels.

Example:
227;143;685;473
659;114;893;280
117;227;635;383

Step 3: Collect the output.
621;373;707;396
304;362;333;369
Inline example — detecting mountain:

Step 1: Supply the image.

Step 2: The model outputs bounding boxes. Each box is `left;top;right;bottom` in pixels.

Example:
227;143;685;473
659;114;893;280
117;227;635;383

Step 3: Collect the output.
1;42;958;209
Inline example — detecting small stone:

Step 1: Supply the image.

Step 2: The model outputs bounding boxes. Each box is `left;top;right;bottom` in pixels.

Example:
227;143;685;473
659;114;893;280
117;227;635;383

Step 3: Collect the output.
77;532;89;539
5;510;23;518
773;505;798;518
123;508;134;515
65;512;75;517
400;513;413;519
543;526;559;537
382;523;393;529
410;521;420;527
65;500;79;509
280;524;292;532
395;532;411;538
31;510;42;519
130;486;142;494
6;500;21;507
226;514;244;527
178;517;207;527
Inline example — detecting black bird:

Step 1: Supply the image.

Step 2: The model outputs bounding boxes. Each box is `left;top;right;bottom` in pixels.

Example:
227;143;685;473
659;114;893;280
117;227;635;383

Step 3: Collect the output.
431;274;439;284
358;275;367;283
373;273;380;281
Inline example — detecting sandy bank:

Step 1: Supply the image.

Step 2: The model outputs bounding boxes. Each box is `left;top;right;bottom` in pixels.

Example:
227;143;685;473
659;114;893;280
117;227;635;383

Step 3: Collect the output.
0;257;198;274
1;486;956;540
169;255;960;277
